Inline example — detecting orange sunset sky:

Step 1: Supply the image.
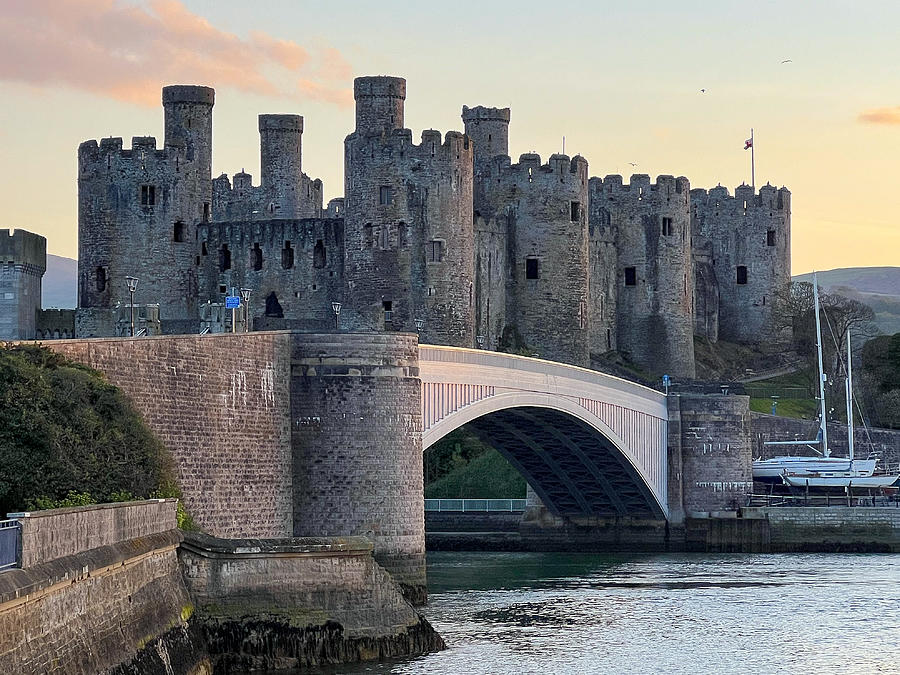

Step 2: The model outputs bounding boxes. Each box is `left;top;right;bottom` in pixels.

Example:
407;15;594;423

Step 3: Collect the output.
1;0;899;275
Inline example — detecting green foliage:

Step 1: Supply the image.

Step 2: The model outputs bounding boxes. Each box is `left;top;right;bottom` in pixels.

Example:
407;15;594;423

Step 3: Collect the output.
26;490;96;511
749;397;818;420
859;333;900;428
0;344;177;515
424;426;526;499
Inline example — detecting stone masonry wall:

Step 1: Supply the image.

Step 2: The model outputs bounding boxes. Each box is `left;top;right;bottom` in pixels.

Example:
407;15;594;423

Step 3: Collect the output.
678;394;753;513
12;499;176;568
0;501;203;675
741;507;900;552
44;332;294;538
0;229;46;340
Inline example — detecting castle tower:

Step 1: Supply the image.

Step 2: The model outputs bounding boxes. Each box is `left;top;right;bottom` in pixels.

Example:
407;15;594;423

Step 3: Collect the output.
491;153;591;366
462;106;511;180
587;178;619;357
343;76;475;346
77;86;214;337
0;229;46;340
354;76;406;135
259;114;304;217
691;183;791;343
598;174;695;378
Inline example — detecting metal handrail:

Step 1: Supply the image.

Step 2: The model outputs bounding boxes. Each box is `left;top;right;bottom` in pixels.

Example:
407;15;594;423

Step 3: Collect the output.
0;519;21;571
424;498;527;512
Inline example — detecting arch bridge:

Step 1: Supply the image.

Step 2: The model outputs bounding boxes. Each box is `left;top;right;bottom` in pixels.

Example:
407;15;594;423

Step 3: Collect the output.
419;346;669;519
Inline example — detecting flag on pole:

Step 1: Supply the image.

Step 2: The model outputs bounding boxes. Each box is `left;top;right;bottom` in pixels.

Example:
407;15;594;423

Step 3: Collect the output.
744;138;753;150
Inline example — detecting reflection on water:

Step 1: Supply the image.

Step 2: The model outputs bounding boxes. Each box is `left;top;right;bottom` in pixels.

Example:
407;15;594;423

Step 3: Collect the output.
311;551;900;675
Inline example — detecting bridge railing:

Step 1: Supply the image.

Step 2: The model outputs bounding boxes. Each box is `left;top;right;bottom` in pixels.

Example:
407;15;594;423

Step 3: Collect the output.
0;519;21;571
424;498;528;512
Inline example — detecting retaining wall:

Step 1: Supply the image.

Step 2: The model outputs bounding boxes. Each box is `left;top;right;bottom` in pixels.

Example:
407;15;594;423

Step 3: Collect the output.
742;506;900;552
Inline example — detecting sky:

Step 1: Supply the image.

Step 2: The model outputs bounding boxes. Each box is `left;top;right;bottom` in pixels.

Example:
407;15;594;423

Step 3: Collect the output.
1;0;899;275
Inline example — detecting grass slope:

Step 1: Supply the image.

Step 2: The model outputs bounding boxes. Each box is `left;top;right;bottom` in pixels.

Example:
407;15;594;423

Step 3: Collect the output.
425;447;526;499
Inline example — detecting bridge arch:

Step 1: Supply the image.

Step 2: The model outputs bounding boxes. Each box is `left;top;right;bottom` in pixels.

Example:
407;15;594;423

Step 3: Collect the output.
419;346;669;519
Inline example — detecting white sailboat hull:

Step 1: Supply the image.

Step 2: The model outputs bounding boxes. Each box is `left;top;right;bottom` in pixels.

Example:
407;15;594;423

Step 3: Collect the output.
752;457;876;481
782;474;900;489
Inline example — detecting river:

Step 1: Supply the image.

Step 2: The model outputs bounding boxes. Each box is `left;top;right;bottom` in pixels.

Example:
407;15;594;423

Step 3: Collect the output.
314;551;900;674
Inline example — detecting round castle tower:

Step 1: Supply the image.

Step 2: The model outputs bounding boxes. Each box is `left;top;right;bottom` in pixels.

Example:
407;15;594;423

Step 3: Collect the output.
587;178;619;357
598;174;695;378
488;152;591;366
77;85;214;337
691;183;791;343
343;76;475;346
259;114;304;216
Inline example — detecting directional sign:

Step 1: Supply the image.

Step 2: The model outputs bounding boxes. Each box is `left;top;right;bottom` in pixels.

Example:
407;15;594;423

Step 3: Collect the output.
225;296;241;309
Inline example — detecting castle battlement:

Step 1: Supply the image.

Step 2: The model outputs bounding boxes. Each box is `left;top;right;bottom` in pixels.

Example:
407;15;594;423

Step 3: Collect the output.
690;183;791;211
0;229;47;272
590;174;690;204
462;105;511;123
348;128;472;167
77;137;187;174
489;153;588;184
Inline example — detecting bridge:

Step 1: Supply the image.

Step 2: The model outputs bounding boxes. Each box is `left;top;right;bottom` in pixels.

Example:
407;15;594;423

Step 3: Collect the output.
419;346;669;519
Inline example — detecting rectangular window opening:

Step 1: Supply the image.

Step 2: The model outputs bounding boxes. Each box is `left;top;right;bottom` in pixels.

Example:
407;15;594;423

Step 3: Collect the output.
736;265;748;285
525;258;539;280
379;185;393;206
767;230;776;246
570;201;581;222
383;300;393;323
624;267;637;286
141;185;156;206
662;217;674;236
428;240;444;263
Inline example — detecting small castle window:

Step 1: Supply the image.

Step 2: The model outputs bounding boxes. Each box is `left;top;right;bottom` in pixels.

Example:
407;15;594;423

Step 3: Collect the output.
736;266;748;285
378;227;389;250
525;258;539;280
173;221;186;243
282;241;294;270
570;201;581;222
314;239;326;268
219;285;226;294
219;244;231;272
383;300;393;324
379;186;393;206
265;292;284;318
203;202;210;222
141;185;156;207
201;242;208;256
428;286;436;297
95;266;107;292
398;222;409;248
364;223;374;248
767;230;776;247
428;240;444;263
624;267;637;286
606;328;611;350
251;243;263;271
662;217;674;236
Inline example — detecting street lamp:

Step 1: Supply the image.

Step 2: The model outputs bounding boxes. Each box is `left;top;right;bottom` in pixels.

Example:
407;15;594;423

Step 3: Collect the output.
125;276;139;337
240;288;252;332
476;334;485;349
414;318;425;334
331;301;342;330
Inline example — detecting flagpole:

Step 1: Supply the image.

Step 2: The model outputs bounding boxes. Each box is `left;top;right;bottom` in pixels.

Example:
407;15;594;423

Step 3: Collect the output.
751;128;755;192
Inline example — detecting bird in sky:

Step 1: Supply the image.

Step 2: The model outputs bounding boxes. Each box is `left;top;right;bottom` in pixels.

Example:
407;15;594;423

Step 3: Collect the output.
628;162;637;167
781;59;792;63
700;88;707;93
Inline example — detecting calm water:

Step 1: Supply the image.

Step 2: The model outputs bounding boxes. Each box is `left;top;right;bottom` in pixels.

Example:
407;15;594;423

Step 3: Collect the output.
314;551;900;675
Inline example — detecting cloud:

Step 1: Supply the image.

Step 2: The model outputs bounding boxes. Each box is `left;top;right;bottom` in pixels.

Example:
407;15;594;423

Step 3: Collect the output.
0;0;352;107
858;107;900;125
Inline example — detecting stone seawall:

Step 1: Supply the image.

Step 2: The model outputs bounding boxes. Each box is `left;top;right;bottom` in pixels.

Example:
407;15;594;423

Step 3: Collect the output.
0;500;208;675
45;333;294;539
742;506;900;552
180;533;443;671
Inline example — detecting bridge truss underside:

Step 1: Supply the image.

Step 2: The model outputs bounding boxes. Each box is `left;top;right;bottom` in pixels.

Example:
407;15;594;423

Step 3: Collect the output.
466;407;665;519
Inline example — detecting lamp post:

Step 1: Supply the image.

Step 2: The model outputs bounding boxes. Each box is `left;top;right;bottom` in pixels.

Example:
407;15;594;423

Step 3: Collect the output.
331;302;342;330
240;288;252;332
476;334;485;349
125;276;139;337
414;318;425;334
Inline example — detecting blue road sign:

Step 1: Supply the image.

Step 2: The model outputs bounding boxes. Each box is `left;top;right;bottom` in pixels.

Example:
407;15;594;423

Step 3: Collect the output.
225;296;241;309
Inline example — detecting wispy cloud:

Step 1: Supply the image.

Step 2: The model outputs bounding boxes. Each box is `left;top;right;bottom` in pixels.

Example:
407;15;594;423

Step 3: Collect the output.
0;0;352;107
858;106;900;125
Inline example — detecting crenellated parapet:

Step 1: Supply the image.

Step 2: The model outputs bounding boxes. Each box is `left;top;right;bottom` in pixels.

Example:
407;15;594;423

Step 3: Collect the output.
211;170;323;222
690;183;791;343
0;228;47;340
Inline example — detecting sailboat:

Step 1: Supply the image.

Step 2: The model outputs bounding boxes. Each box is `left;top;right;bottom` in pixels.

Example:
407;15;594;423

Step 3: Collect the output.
752;272;897;487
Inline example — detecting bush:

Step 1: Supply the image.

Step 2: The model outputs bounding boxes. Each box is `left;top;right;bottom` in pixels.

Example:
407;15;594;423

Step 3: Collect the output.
0;344;177;515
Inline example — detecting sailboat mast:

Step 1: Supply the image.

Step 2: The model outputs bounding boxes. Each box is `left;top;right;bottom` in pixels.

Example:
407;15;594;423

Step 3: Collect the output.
813;272;830;456
847;330;854;463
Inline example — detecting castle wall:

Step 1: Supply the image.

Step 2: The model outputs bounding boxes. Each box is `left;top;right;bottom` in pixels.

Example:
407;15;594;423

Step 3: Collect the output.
343;77;475;346
691;184;791;343
0;229;46;340
474;216;507;350
587;181;618;358
197;218;344;331
596;174;695;378
692;232;719;341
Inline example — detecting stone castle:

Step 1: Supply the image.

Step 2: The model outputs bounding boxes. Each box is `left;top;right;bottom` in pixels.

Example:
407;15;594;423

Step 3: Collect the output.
70;76;790;377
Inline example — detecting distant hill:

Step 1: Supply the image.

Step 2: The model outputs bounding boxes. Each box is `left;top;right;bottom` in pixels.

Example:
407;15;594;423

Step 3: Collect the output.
43;254;77;309
793;267;900;337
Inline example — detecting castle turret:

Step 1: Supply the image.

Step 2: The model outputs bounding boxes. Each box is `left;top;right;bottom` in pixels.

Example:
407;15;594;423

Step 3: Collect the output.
259;114;304;216
597;174;695;378
162;85;214;179
691;182;791;343
462;106;510;175
344;76;475;346
354;76;406;136
0;229;46;340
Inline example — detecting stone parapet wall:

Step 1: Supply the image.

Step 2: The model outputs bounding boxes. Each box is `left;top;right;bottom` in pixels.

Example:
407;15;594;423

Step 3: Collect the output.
742;506;900;552
10;498;177;568
45;332;294;539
